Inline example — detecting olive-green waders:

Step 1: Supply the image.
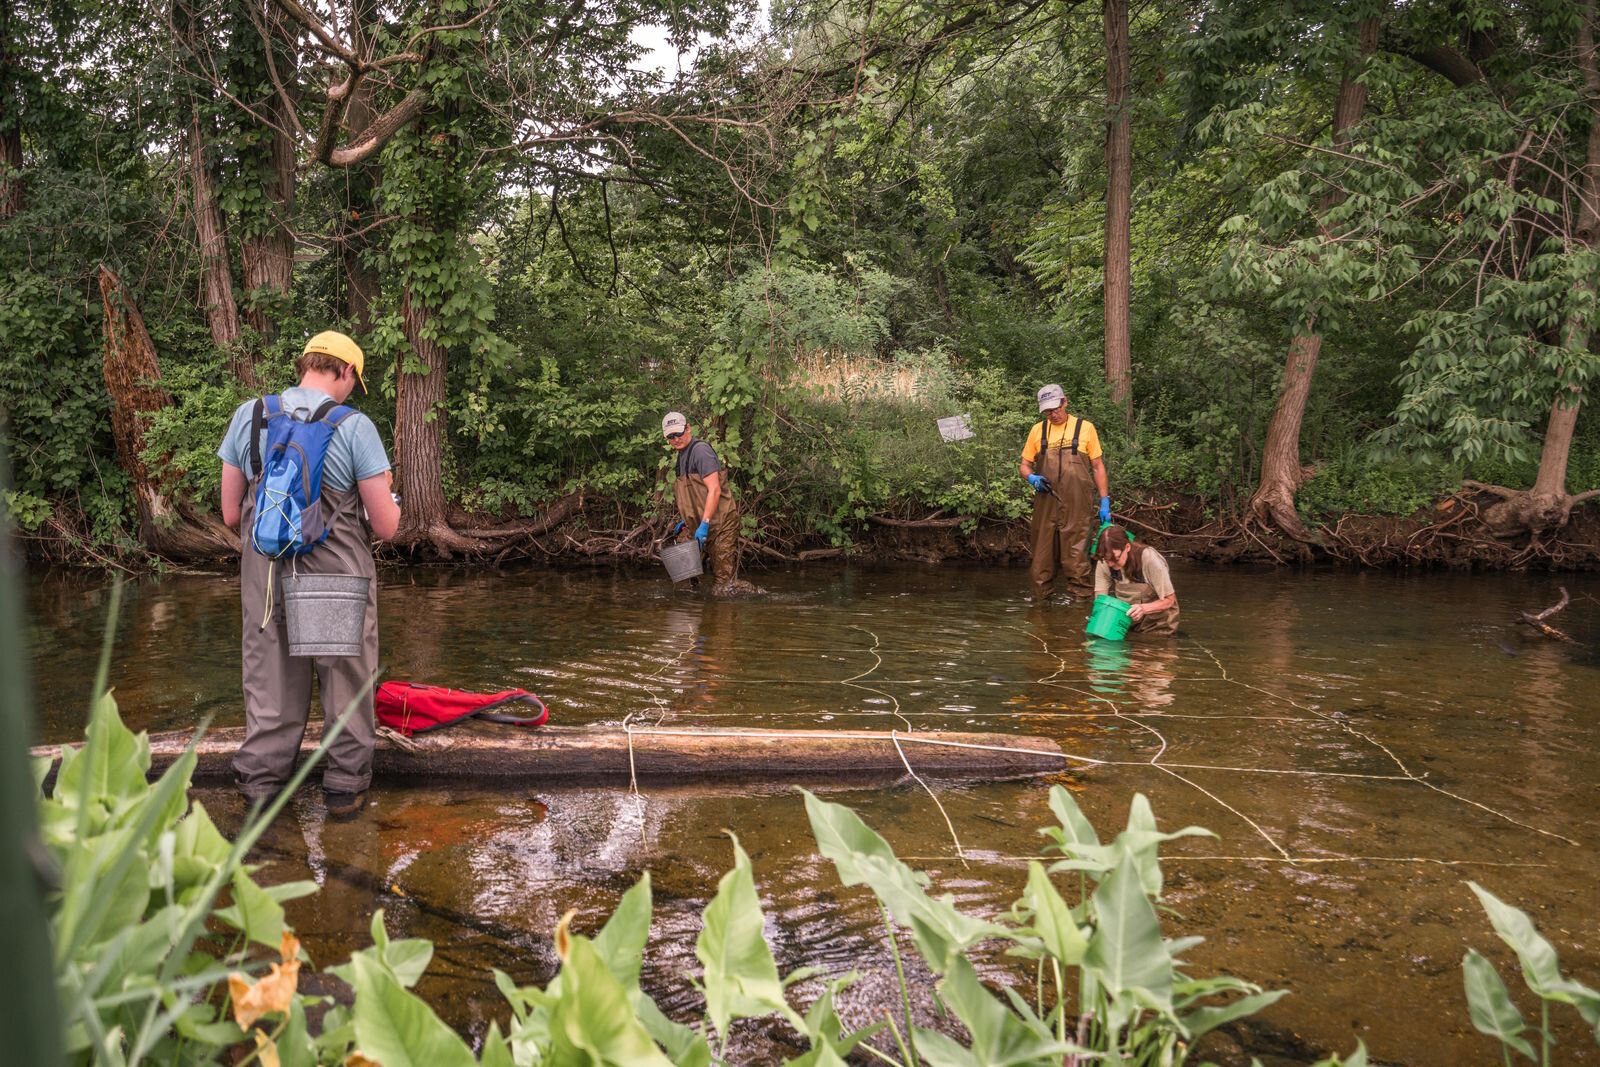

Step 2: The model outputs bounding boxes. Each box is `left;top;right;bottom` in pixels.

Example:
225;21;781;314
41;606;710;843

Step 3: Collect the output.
673;472;741;587
235;486;379;801
1106;556;1180;636
1029;420;1096;599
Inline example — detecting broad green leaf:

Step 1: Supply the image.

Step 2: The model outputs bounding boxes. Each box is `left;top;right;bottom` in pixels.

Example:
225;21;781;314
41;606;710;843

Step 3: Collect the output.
1462;950;1535;1060
803;790;1004;973
480;1020;515;1067
783;975;881;1067
548;934;675;1067
695;833;802;1035
1022;862;1086;966
1179;990;1288;1042
273;999;317;1067
1084;853;1174;1030
349;950;477;1067
913;956;1081;1067
214;868;286;948
593;874;653;990
1469;882;1569;998
31;754;50;793
332;909;434;989
1046;785;1099;849
171;801;231;891
802;788;929;887
635;994;712;1067
56;691;150;810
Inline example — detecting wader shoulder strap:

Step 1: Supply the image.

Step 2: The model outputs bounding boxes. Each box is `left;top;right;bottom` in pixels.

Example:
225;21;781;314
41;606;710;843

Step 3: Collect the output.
1037;417;1084;456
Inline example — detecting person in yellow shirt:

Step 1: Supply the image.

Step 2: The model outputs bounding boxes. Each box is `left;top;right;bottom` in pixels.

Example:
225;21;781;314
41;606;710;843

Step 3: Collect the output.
1018;384;1110;600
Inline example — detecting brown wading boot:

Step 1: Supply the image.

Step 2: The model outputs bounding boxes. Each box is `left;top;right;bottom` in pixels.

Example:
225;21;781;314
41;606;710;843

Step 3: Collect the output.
712;578;763;598
323;789;368;821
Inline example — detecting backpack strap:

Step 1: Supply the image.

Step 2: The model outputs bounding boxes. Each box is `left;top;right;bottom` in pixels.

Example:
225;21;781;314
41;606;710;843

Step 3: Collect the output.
249;399;267;477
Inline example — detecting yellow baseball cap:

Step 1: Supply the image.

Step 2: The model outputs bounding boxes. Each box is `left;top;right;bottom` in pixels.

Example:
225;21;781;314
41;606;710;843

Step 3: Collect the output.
303;331;366;394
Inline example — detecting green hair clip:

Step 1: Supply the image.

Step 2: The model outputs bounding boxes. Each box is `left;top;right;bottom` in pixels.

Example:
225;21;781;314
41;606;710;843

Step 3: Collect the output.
1089;522;1133;557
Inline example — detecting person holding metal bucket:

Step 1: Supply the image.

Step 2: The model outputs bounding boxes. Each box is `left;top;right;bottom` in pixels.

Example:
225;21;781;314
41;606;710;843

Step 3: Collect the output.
1093;525;1179;635
217;332;399;819
663;411;743;594
1019;384;1111;601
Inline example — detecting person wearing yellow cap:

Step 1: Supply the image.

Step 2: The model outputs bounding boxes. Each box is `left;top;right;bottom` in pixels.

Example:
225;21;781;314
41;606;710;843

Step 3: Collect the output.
216;331;400;820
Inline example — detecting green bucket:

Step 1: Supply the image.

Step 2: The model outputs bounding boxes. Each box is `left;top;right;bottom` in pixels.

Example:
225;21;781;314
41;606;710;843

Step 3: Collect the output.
1085;594;1133;641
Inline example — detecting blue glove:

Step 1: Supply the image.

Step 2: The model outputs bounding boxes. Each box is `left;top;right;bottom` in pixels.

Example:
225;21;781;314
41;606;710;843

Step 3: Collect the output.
671;520;685;536
1099;496;1112;524
1027;474;1049;493
694;520;710;546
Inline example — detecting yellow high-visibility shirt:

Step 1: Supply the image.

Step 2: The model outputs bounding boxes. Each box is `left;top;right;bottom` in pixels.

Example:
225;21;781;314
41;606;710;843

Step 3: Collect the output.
1021;415;1102;465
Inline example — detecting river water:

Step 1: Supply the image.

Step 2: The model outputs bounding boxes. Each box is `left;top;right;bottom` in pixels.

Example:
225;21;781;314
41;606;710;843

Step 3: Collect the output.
24;563;1600;1064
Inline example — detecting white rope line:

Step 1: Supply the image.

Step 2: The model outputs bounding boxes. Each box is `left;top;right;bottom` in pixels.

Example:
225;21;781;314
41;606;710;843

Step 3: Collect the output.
843;625;913;732
890;733;968;867
623;632;705;801
1190;639;1580;847
899;854;1555;869
1154;764;1292;860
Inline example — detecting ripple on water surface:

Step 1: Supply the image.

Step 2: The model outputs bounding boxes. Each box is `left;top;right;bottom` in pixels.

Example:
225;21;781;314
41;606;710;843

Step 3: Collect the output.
24;563;1600;1064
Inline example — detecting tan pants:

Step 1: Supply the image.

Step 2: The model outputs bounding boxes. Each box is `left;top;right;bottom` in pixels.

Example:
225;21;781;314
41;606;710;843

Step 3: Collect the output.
674;472;741;587
1114;580;1180;636
235;488;379;799
1029;441;1095;598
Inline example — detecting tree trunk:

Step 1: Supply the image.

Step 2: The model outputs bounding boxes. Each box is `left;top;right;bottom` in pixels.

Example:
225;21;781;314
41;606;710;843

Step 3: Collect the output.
396;287;472;554
188;113;254;387
339;56;380;331
1478;2;1599;538
97;265;238;560
1101;0;1132;420
238;1;296;344
0;0;20;219
1250;14;1380;542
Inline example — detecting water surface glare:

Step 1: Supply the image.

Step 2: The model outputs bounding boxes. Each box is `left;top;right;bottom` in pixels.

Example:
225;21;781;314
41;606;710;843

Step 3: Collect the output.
25;563;1600;1064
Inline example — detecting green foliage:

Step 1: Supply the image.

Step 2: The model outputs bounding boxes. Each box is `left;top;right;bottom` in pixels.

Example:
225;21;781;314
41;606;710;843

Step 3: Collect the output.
803;785;1282;1065
1462;881;1600;1065
1294;453;1455;520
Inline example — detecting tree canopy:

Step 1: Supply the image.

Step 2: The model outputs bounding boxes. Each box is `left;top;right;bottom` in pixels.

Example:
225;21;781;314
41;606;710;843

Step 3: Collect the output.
2;0;1597;564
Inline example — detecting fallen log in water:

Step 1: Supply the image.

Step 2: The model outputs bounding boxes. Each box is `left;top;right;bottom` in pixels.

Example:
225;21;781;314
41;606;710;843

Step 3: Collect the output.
35;721;1067;788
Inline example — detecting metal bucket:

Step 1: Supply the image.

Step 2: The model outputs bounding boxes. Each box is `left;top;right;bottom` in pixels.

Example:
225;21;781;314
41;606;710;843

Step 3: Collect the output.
660;539;703;582
281;573;370;657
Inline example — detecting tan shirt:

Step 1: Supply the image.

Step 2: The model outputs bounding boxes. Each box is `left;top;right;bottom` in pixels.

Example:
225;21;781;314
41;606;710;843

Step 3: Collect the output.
1094;548;1175;599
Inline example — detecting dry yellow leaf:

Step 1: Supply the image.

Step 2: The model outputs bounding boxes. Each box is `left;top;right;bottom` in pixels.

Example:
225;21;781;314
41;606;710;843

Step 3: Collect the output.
345;1053;383;1067
554;908;577;962
253;1031;281;1067
228;930;304;1029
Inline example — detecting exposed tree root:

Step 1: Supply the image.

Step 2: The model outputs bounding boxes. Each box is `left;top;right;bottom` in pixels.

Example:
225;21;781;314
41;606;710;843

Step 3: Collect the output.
1462;480;1600;540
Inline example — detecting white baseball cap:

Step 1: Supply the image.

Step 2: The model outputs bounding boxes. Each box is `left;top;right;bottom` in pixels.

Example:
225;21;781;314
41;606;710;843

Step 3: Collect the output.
662;411;688;436
1036;384;1066;412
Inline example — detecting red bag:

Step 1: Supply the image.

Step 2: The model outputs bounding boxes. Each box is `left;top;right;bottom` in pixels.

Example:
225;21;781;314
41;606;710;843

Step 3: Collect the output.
375;681;549;737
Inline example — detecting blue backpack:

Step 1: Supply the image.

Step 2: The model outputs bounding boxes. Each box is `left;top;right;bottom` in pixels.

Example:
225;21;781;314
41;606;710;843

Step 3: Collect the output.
248;394;357;558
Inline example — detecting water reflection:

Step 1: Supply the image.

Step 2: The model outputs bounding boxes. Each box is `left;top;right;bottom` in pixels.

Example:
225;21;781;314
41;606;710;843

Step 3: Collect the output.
23;563;1600;1065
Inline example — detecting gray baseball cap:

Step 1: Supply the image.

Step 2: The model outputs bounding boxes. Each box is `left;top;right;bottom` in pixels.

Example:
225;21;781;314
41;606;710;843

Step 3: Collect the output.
662;411;688;436
1036;384;1066;412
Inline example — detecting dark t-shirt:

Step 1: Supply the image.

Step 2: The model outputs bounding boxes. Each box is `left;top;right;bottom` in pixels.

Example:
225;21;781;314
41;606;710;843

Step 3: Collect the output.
676;439;722;479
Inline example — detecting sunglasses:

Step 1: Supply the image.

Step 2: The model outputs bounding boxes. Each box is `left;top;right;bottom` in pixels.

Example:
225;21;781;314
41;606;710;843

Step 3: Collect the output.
666;431;685;441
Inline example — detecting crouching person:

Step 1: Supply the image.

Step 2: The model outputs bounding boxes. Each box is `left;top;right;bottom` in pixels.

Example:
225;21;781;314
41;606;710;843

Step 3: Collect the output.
218;332;401;820
1093;525;1179;636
